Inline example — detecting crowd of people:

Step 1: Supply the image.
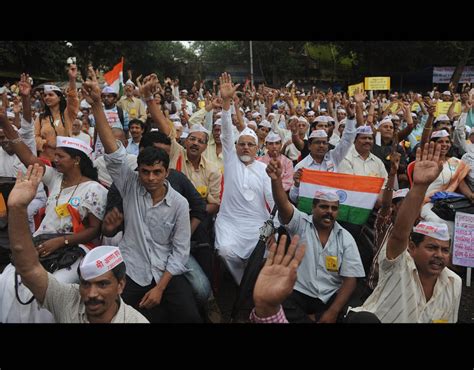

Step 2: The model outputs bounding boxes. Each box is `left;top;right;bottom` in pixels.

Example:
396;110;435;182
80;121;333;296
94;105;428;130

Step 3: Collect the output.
0;62;473;323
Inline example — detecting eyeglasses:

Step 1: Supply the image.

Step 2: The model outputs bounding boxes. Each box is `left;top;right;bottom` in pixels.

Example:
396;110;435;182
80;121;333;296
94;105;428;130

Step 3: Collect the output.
237;142;257;148
187;136;207;145
311;140;329;146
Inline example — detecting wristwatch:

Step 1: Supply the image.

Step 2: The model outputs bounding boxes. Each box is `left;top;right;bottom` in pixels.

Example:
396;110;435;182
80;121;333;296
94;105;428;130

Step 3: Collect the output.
64;236;69;245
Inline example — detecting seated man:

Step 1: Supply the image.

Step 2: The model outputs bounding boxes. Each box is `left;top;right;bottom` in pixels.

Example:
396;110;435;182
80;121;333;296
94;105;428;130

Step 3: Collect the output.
347;143;462;323
6;164;148;323
266;155;365;323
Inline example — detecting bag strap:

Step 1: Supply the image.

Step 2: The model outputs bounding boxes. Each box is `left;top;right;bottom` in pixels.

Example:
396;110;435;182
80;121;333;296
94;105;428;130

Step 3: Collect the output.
14;272;35;305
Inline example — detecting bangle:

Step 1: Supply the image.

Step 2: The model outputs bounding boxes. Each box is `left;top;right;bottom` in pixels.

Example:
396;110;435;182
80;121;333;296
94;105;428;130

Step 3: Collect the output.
145;95;154;102
10;137;22;144
423;126;432;130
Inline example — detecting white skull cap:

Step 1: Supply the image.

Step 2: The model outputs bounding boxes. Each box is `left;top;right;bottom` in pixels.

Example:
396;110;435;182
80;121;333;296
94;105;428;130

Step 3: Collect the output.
79;246;124;281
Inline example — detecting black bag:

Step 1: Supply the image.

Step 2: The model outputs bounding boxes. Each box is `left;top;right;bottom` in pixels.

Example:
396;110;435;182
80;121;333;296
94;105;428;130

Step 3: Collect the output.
13;233;86;305
32;233;86;273
431;197;474;221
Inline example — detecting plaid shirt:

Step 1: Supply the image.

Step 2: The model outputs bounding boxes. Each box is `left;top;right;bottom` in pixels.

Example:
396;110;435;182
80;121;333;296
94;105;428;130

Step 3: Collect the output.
249;306;288;324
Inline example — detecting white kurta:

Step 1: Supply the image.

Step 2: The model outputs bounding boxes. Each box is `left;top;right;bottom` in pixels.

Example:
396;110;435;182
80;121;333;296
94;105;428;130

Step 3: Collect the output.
215;109;274;263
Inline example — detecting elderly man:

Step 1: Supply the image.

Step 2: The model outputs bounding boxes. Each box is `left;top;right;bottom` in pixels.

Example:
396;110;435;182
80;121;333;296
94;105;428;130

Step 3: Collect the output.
214;73;274;285
71;118;92;145
6;163;148;323
117;81;147;123
266;156;365;323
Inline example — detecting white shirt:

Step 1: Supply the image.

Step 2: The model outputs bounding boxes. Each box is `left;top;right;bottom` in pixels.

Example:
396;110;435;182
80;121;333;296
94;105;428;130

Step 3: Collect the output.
338;145;388;187
214;109;274;259
350;242;462;323
71;131;92;146
34;166;108;237
289;118;357;203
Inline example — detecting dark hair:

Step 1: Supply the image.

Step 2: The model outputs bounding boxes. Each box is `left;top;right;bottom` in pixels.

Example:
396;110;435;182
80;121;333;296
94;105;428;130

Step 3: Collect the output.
40;91;67;120
139;131;171;149
129;119;145;130
77;261;126;282
410;232;426;246
61;147;98;181
137;146;170;170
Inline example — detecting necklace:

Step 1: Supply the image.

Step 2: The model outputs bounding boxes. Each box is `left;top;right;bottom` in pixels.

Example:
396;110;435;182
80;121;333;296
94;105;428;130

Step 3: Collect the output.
55;177;82;207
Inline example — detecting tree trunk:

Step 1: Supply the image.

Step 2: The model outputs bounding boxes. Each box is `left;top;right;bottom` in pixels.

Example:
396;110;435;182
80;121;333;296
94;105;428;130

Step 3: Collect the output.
449;42;474;90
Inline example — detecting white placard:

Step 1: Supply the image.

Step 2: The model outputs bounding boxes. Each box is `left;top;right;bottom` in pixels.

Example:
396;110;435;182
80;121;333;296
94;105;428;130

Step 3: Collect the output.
452;211;474;267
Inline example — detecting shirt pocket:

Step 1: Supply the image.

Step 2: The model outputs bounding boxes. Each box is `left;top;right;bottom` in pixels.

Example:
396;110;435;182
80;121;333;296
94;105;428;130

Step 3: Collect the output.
150;220;174;245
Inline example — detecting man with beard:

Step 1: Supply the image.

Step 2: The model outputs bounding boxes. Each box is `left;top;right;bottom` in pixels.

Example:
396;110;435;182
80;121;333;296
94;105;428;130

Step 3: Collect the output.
213;73;274;285
266;155;364;323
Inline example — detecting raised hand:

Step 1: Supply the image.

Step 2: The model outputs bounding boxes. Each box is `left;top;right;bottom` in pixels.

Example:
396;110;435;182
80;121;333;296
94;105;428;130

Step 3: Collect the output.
68;63;78;81
81;68;102;105
8;164;44;209
219;72;240;100
353;87;366;104
414;142;443;186
389;151;401;176
293;168;303;187
253;235;305;318
266;155;282;180
18;73;32;97
140;74;159;98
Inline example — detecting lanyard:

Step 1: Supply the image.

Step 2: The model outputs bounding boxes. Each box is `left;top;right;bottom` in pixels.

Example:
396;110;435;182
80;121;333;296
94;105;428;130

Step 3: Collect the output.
56;182;80;207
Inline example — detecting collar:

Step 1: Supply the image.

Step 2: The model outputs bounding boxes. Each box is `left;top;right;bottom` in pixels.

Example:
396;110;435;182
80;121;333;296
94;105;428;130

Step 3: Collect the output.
351;145;374;160
184;150;205;169
79;297;125;323
138;179;172;206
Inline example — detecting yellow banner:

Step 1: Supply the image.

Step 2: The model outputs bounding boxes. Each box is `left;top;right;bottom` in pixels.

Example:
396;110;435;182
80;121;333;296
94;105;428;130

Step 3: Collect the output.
382;102;400;113
348;82;364;97
364;77;390;90
435;102;462;117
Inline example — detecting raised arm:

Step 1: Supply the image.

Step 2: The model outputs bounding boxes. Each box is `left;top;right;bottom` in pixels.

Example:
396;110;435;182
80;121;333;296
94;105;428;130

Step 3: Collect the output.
18;73;32;123
141;74;171;136
7;164;49;304
64;64;79;136
386;142;443;260
420;103;436;148
0;110;44;170
82;67;118;154
266;152;294;224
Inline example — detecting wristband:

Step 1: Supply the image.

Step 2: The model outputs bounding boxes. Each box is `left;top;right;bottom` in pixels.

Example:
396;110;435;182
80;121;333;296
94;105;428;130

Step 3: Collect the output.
145;96;154;102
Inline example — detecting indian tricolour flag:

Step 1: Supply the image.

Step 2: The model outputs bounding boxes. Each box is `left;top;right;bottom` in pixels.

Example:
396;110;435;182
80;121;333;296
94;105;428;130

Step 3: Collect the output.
103;57;124;97
297;169;384;225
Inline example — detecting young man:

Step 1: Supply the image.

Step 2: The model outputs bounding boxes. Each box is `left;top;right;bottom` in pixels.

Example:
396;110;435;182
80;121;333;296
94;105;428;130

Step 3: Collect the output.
82;69;201;323
6;164;148;323
347;142;462;323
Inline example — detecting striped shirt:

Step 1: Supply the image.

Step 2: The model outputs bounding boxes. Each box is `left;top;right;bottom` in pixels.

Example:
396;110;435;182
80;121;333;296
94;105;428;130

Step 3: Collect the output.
350;242;462;323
